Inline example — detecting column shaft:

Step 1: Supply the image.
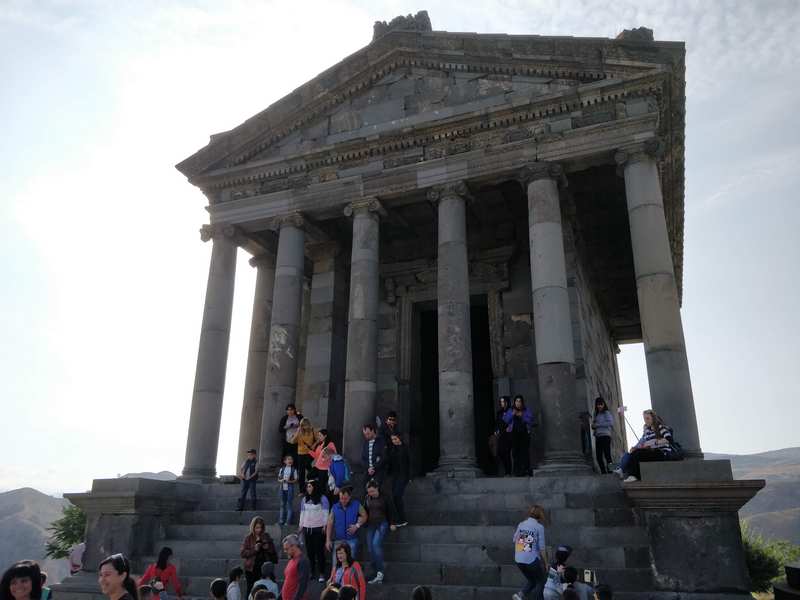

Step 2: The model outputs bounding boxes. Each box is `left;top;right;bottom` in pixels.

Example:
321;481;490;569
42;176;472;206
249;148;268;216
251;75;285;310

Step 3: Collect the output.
621;152;702;456
526;167;588;472
258;220;306;473
342;204;381;466
434;185;478;474
183;229;238;480
236;253;276;469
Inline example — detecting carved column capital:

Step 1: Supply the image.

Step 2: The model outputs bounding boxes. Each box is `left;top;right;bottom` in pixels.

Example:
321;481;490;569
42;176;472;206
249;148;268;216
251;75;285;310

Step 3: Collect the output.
614;137;665;169
427;180;471;204
518;162;566;187
267;211;306;231
199;223;247;245
344;197;386;218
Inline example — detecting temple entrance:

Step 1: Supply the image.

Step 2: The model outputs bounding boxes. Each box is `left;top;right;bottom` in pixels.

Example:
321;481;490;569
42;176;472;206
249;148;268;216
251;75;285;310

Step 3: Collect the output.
410;296;495;476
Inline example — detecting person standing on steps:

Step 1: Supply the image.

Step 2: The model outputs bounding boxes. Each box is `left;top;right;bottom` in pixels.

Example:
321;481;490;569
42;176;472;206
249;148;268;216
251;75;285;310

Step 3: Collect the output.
504;395;534;476
310;428;337;484
138;547;184;600
294;418;317;491
385;433;410;527
326;485;367;557
279;404;303;463
364;479;396;585
97;554;139;600
328;544;366;600
277;455;298;525
377;411;401;441
591;397;615;474
512;505;548;600
361;424;387;484
238;449;259;511
298;479;330;583
494;396;513;476
280;534;310;600
240;516;278;598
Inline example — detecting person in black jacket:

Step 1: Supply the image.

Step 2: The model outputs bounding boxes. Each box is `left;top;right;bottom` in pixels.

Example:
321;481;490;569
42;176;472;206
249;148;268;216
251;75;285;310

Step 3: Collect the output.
278;404;303;462
361;424;387;483
494;396;512;476
386;433;410;527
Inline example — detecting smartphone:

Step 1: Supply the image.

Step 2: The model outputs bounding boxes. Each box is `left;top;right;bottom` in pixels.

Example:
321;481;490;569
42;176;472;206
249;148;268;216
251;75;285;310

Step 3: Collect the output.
584;569;593;584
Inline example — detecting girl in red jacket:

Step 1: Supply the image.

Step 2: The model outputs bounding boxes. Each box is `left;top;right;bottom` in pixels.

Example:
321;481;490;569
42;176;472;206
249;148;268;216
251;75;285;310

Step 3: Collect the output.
139;547;183;600
328;543;366;599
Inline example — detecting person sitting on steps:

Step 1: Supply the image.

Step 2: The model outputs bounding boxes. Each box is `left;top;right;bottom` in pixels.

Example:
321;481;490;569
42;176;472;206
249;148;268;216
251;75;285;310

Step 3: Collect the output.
622;409;680;482
543;545;572;600
563;566;593;600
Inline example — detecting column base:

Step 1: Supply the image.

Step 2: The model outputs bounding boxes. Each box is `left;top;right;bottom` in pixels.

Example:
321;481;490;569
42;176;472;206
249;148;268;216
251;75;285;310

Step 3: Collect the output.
535;451;592;475
180;466;217;482
430;460;482;478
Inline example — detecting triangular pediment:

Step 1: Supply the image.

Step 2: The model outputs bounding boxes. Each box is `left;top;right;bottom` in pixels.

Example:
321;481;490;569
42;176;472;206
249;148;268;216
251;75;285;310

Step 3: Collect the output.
177;30;683;180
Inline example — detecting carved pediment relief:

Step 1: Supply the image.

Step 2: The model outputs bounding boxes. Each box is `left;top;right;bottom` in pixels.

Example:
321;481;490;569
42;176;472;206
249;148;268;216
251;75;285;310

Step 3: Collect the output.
248;66;581;165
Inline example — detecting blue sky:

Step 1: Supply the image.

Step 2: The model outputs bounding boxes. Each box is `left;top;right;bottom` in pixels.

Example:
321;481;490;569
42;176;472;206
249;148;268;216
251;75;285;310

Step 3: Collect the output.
1;0;799;494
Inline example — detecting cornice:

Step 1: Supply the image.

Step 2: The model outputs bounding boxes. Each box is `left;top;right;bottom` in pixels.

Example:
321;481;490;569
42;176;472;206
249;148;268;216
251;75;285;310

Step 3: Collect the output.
624;479;765;513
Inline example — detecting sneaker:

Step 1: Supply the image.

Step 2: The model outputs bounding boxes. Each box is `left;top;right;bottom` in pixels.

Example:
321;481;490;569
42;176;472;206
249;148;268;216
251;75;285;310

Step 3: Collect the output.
368;572;384;584
396;521;408;527
624;475;638;482
318;576;325;583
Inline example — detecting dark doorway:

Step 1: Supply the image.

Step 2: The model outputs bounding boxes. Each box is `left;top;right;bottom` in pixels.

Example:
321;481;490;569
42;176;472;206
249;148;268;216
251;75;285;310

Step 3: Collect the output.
411;298;494;475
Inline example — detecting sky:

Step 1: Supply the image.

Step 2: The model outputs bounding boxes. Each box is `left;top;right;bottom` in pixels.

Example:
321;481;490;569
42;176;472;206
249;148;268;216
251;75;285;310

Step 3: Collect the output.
1;0;799;495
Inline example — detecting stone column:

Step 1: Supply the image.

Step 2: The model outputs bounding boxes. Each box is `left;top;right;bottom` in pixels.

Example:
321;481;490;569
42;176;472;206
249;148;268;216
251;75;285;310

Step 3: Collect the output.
258;214;306;473
182;224;240;480
522;164;588;472
236;250;277;470
302;241;349;444
616;142;702;457
429;182;479;475
342;198;384;466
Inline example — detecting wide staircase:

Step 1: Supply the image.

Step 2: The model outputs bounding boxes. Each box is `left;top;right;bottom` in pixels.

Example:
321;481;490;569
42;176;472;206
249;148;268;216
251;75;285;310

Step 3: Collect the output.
136;475;654;599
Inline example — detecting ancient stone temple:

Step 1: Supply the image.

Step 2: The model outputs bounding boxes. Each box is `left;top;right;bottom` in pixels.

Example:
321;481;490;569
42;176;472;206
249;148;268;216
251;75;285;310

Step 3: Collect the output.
54;16;765;600
176;18;700;479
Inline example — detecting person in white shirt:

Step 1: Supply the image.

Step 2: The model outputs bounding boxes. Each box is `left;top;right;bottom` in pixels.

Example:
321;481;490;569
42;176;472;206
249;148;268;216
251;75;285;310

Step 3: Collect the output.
226;568;243;600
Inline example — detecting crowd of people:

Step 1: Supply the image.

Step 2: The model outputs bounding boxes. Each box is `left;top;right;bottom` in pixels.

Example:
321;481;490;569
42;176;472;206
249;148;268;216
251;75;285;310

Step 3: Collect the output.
0;399;680;600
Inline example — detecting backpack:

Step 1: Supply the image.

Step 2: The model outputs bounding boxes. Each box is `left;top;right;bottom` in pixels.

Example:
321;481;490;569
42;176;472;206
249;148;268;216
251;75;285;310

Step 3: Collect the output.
328;454;351;490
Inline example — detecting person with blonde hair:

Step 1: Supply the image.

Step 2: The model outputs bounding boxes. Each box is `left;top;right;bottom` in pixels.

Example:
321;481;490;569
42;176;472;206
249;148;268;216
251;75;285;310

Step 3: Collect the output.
294;418;317;490
622;409;679;482
240;516;278;597
512;505;548;600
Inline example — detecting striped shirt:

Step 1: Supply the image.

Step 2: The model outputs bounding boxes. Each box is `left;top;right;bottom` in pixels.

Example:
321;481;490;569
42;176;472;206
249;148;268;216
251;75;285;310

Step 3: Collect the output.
640;424;673;452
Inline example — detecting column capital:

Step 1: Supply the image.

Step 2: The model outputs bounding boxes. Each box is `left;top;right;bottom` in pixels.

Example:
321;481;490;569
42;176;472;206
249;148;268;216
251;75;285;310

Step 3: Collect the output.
614;137;665;168
267;211;306;231
427;180;471;204
518;162;566;187
199;223;247;245
343;197;386;218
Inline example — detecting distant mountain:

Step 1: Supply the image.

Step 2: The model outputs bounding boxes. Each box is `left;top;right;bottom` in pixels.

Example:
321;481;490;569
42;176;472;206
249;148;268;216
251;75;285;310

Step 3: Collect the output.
120;471;177;481
0;488;69;582
707;447;800;545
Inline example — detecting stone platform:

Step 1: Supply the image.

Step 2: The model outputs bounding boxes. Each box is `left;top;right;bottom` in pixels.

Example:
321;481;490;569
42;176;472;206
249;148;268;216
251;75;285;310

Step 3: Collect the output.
52;469;762;600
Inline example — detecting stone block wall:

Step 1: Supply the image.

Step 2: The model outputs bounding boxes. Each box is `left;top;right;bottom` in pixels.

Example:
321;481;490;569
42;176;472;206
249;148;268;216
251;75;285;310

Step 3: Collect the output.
564;222;628;460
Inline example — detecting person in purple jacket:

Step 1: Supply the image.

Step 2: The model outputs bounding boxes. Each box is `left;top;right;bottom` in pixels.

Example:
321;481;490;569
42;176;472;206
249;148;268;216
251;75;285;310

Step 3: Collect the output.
504;395;535;476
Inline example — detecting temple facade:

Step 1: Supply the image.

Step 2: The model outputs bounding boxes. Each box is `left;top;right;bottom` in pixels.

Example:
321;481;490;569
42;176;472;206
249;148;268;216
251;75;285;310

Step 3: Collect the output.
176;19;701;480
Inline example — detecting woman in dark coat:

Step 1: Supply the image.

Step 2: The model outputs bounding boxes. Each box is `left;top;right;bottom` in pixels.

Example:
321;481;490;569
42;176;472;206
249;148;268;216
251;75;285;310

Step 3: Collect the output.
240;516;278;597
495;396;513;476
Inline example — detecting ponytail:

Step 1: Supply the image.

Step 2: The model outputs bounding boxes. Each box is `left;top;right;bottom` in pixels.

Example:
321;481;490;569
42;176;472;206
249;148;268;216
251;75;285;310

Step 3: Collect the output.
98;554;138;600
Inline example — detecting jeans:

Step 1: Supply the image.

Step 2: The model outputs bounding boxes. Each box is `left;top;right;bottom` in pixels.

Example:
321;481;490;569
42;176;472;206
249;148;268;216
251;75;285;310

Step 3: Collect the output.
279;485;294;524
517;558;544;599
238;478;257;510
366;521;389;573
595;435;612;474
